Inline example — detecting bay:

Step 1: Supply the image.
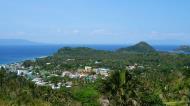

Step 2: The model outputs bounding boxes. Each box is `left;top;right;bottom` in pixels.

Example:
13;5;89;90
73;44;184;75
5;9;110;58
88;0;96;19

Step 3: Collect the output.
0;45;184;64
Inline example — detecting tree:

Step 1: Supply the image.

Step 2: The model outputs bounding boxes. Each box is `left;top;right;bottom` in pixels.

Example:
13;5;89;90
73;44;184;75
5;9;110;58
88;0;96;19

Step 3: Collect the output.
100;70;138;105
0;69;5;87
100;70;163;106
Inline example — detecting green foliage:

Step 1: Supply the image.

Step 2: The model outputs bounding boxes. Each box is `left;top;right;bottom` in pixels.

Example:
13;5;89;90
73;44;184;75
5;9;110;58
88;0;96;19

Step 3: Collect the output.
0;69;73;106
140;92;163;105
23;60;35;67
72;85;100;106
99;70;164;105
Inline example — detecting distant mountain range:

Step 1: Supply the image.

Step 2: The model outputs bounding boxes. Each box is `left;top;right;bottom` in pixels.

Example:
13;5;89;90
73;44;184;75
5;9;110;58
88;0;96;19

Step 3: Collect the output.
0;39;44;46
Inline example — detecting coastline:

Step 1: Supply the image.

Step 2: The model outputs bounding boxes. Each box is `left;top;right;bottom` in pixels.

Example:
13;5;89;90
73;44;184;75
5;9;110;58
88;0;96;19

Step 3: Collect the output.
0;45;190;65
0;55;49;65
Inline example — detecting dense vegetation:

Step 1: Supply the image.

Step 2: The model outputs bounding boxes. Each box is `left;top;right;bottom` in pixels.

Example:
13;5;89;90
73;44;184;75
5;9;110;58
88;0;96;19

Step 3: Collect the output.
2;42;190;105
0;68;101;106
117;41;156;53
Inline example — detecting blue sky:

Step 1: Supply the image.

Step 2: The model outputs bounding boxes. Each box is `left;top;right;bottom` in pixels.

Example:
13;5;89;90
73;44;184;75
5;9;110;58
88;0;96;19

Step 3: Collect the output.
0;0;190;45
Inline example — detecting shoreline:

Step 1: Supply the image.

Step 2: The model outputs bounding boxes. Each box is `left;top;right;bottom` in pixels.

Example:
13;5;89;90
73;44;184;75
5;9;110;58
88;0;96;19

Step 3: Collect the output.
0;55;49;65
0;45;190;65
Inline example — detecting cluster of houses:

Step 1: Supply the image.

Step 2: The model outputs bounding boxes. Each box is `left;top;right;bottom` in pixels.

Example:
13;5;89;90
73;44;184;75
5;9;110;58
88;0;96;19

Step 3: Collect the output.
61;66;110;79
1;62;111;90
1;61;146;90
30;66;110;89
60;66;110;84
126;63;144;70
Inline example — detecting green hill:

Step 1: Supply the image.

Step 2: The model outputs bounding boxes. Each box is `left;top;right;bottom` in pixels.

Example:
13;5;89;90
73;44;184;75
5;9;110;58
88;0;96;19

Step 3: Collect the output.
117;41;156;53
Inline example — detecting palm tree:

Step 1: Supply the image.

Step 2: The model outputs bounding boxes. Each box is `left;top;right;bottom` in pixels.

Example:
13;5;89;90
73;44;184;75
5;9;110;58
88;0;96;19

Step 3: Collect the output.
0;69;5;87
101;70;140;106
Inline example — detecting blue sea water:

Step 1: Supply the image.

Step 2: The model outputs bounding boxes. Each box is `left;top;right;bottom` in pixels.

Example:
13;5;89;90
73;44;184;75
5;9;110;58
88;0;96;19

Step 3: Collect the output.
0;45;62;64
0;45;185;64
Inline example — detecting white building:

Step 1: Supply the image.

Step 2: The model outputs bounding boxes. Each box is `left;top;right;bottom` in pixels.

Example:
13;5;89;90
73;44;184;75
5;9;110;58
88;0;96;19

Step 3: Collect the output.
85;66;92;71
65;81;72;88
95;68;110;77
51;83;62;89
126;66;136;70
62;71;80;78
17;70;28;76
62;71;72;77
32;78;47;86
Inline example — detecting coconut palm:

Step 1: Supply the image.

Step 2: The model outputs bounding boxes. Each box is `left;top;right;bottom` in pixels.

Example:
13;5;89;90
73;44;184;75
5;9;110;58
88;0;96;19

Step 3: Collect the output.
101;70;140;106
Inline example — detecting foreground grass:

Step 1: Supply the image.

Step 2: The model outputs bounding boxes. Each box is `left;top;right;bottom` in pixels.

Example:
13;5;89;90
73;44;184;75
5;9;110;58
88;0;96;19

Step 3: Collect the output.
0;99;51;106
0;99;9;106
71;85;100;106
164;101;188;106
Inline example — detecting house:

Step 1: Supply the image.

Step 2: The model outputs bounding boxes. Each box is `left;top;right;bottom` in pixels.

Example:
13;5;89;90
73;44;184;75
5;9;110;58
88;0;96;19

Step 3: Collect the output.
32;78;47;86
78;67;93;74
65;81;72;88
46;63;51;65
79;73;88;78
70;73;80;78
126;65;136;70
84;66;92;72
51;74;59;77
95;61;101;64
62;71;72;77
26;71;35;79
66;59;75;61
32;78;43;82
51;82;62;89
0;65;5;69
95;68;110;77
17;70;28;76
62;71;80;79
35;81;47;86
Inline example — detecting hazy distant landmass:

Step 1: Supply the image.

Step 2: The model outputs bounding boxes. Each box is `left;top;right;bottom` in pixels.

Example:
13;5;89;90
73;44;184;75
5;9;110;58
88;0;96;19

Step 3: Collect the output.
0;39;44;46
174;45;190;52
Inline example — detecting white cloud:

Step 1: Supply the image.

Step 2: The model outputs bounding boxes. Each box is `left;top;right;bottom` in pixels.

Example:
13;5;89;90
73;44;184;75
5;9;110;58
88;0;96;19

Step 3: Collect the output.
90;29;114;35
72;29;79;34
149;31;187;40
147;31;190;44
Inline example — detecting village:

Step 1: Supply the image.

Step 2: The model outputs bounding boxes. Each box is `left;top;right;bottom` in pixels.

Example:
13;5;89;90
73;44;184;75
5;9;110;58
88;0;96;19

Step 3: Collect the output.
0;61;144;90
0;62;111;89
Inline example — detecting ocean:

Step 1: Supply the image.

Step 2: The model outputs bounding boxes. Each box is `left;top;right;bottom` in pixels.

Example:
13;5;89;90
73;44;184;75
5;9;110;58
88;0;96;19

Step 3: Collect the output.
0;45;182;64
0;45;62;64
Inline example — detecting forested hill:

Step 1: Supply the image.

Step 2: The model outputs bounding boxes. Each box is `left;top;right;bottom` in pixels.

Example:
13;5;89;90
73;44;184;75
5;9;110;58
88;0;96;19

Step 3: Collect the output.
117;41;156;53
52;41;157;61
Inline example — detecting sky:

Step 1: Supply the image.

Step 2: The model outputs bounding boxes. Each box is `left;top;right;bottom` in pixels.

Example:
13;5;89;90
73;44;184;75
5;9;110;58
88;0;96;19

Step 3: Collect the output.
0;0;190;45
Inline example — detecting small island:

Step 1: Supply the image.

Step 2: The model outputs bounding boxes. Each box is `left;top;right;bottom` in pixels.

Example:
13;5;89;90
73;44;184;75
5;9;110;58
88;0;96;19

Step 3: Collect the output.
174;45;190;52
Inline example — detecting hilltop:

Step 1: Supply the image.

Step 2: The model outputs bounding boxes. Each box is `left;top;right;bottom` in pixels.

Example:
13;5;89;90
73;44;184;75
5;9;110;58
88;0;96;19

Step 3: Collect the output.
117;41;156;53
